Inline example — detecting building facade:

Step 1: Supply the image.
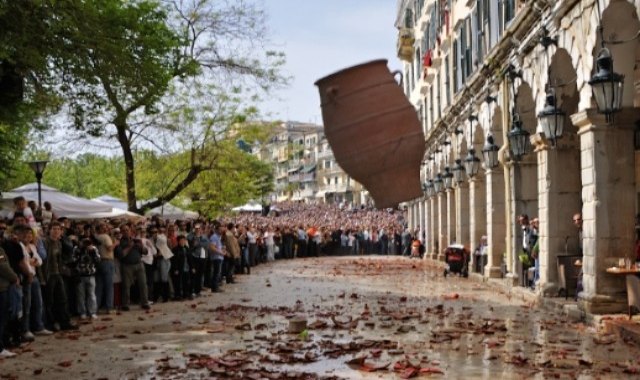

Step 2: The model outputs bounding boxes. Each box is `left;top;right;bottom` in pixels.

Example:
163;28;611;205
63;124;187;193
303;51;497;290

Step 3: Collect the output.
254;121;368;206
398;0;640;314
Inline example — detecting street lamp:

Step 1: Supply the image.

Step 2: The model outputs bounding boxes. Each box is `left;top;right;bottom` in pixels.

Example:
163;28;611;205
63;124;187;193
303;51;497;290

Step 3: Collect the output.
482;134;500;169
464;115;481;178
482;94;500;170
537;89;565;145
423;179;434;197
452;159;465;184
588;47;624;122
442;167;454;190
433;173;444;193
28;160;48;209
508;113;531;161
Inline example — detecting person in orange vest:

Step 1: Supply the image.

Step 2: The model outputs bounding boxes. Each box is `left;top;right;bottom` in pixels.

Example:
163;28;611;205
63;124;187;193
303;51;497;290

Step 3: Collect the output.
411;238;421;258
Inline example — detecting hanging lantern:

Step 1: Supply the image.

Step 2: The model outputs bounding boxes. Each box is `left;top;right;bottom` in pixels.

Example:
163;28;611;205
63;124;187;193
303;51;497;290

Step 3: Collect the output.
464;149;481;178
442;167;454;189
482;134;500;169
423;179;434;197
588;48;624;122
508;114;531;160
464;115;481;178
433;173;444;193
452;159;465;184
537;89;565;144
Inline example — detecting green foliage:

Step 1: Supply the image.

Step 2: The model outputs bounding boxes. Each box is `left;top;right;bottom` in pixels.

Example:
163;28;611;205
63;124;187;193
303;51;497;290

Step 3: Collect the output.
3;154;126;199
185;142;274;217
3;146;273;219
0;0;286;211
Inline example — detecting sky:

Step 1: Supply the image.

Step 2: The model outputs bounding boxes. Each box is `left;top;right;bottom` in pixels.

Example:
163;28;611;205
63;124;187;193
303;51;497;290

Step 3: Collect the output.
259;0;401;124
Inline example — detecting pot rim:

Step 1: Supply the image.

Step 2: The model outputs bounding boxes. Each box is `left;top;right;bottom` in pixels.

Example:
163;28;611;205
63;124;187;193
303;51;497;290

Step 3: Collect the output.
314;59;389;86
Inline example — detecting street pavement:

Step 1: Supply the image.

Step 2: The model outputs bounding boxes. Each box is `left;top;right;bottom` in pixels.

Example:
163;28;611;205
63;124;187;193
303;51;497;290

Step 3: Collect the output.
1;256;640;379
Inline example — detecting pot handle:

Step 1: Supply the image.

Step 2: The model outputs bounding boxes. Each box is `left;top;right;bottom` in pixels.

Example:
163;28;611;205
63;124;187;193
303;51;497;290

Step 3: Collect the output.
392;70;403;87
326;86;339;103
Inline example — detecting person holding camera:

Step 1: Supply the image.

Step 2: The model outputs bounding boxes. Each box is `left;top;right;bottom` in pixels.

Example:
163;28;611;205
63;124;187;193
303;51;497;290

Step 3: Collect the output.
114;225;150;311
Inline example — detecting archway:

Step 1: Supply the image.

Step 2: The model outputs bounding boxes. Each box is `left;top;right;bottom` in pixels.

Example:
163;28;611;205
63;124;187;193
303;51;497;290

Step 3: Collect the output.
512;81;539;287
537;47;581;295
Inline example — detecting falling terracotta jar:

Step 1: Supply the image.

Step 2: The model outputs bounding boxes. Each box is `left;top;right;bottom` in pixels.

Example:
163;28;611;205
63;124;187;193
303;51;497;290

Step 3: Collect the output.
315;59;425;208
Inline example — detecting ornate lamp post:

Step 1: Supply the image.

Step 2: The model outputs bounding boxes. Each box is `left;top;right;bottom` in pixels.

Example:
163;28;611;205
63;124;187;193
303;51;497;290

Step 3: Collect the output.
508;114;531;161
588;47;624;122
482;94;500;169
28;160;49;209
464;115;481;178
442;166;454;190
537;89;565;145
482;135;500;169
452;159;465;184
433;173;444;193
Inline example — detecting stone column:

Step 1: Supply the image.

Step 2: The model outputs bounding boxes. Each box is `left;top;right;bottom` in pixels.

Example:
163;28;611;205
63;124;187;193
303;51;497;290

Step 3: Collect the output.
571;108;637;314
485;167;506;278
430;197;437;259
508;159;538;279
423;199;431;255
446;188;456;245
532;133;582;295
455;182;470;248
418;200;425;242
469;174;487;273
437;192;447;261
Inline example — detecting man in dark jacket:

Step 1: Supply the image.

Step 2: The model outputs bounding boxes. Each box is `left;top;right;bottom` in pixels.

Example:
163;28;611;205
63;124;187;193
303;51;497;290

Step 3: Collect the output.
42;222;77;331
114;225;150;311
170;235;192;300
0;247;18;358
188;225;209;297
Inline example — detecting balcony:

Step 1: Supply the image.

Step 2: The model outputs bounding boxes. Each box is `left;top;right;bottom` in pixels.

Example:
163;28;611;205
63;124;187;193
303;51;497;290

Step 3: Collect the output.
318;183;349;194
317;150;334;160
288;173;315;183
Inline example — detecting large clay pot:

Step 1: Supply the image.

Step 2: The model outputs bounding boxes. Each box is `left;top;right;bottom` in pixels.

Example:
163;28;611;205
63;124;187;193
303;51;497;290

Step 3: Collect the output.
315;59;425;208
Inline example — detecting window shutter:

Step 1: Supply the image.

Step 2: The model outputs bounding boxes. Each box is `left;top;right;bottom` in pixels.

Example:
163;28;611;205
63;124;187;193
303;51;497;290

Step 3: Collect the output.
471;10;479;68
453;39;459;93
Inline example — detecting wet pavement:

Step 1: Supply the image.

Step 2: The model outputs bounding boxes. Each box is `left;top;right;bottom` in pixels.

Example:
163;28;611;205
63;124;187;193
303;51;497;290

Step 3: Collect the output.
2;256;640;379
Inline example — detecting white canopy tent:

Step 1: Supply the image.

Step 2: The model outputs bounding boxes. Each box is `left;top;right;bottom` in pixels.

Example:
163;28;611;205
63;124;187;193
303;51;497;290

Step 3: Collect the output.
232;200;263;213
91;195;143;220
4;183;114;218
92;195;129;211
144;202;199;220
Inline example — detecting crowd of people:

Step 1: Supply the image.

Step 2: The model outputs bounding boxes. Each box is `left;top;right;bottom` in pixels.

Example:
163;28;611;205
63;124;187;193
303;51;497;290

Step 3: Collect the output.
0;198;413;358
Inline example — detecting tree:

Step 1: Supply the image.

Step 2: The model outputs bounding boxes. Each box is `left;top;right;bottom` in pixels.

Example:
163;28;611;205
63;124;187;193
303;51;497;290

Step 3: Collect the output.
0;1;61;182
9;0;285;212
184;143;274;217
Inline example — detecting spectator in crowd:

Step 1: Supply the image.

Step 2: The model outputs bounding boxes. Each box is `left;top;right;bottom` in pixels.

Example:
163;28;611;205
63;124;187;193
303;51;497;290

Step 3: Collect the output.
94;223;115;314
0;246;18;358
72;238;100;320
170;235;192;300
41;201;55;226
42;222;77;331
188;224;209;297
222;223;240;284
114;225;150;311
20;227;51;339
208;222;225;293
152;226;173;303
